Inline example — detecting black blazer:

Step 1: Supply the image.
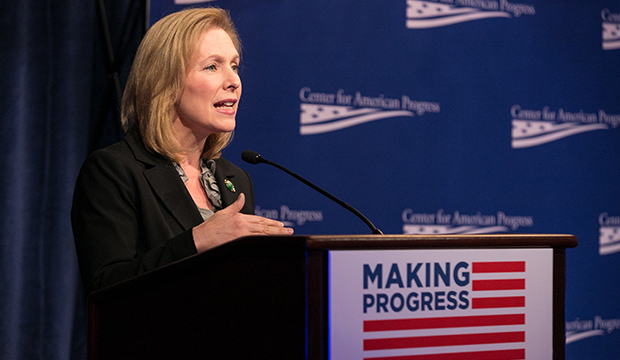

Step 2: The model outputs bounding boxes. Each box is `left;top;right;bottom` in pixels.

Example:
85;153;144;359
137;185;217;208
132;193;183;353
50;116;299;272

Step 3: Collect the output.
71;131;254;294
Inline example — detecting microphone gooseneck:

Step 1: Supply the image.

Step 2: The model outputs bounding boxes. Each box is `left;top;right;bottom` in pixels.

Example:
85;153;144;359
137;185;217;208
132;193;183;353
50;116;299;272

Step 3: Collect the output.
241;150;383;235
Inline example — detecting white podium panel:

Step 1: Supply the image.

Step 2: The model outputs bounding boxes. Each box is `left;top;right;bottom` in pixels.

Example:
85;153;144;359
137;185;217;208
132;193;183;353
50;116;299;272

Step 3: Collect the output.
329;248;553;360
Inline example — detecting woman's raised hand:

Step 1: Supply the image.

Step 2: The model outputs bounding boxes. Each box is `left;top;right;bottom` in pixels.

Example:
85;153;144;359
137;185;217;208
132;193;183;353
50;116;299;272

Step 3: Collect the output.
192;193;294;252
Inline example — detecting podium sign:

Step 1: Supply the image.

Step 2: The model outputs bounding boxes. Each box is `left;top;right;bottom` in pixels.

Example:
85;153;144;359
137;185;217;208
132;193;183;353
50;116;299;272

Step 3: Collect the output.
329;248;553;359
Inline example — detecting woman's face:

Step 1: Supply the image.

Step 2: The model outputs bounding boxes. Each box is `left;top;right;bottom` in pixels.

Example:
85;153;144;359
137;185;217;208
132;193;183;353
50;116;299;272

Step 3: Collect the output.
174;28;241;142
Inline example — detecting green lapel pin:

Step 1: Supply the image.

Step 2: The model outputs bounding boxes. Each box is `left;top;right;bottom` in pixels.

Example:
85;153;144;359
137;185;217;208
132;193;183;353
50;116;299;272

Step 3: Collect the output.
224;178;236;192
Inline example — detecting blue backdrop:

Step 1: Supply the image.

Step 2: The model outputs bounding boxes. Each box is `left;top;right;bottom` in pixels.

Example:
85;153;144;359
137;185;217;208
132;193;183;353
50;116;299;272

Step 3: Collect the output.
2;1;614;358
150;1;620;358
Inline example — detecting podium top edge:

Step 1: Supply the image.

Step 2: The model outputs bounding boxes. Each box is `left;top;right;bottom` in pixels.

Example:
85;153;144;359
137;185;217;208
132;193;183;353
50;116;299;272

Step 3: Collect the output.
302;233;578;249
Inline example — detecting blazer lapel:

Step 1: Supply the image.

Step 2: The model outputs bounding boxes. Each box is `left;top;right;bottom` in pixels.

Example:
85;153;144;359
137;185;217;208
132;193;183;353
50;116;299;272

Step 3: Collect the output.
214;162;238;208
125;132;202;230
143;165;202;229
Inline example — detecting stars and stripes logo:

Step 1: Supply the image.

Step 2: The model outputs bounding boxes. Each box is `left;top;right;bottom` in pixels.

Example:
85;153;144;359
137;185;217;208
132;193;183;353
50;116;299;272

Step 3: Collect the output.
511;120;608;149
602;22;620;50
362;261;527;359
406;0;511;29
300;104;415;135
565;328;605;345
403;224;510;235
565;315;620;345
599;227;620;256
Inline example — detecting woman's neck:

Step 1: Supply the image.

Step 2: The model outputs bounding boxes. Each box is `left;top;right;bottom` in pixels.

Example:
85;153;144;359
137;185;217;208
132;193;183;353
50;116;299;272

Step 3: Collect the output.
172;119;208;168
178;151;203;170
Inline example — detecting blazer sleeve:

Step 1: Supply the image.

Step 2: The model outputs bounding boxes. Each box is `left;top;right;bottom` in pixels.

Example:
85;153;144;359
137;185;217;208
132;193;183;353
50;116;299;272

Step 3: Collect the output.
71;148;198;295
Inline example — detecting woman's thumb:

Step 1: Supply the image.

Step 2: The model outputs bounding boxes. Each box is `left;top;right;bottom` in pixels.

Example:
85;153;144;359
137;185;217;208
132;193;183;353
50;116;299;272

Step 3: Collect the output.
222;192;245;214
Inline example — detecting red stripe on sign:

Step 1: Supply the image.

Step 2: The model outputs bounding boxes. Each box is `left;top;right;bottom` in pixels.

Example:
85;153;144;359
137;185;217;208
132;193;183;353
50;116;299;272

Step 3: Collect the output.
363;331;525;351
472;279;525;291
472;296;525;309
364;314;525;332
472;261;525;273
364;348;525;360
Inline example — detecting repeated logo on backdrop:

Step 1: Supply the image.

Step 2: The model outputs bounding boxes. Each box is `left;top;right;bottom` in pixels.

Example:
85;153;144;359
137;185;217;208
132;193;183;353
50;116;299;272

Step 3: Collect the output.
299;88;440;135
598;212;620;256
406;0;535;29
510;105;620;148
563;213;620;346
566;316;620;345
602;8;620;50
255;205;323;228
402;209;534;234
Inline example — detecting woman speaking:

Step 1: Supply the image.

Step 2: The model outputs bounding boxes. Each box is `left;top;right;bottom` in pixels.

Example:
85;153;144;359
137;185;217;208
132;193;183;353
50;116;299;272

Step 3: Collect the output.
71;8;293;295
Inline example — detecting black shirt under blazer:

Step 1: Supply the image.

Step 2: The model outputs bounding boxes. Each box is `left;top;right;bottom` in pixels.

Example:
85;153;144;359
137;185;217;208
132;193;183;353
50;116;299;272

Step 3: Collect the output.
71;130;254;294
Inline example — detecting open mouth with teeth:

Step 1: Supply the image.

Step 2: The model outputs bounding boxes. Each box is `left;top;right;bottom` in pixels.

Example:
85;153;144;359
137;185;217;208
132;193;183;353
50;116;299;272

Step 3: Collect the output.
214;100;236;109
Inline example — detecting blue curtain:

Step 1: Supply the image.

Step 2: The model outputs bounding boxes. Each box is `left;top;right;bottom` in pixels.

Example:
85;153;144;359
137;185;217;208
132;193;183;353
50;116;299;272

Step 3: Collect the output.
0;1;144;358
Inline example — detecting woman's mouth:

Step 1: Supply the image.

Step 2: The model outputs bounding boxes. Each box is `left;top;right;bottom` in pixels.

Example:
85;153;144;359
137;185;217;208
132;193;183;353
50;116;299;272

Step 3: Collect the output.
214;99;237;110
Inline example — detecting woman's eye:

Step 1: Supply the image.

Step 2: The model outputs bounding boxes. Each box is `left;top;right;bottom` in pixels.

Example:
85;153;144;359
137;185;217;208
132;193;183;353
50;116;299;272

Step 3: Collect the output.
231;64;239;73
204;64;216;71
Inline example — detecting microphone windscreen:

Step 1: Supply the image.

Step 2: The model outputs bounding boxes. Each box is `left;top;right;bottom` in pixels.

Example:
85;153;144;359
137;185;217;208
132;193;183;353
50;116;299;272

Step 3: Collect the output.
241;150;261;164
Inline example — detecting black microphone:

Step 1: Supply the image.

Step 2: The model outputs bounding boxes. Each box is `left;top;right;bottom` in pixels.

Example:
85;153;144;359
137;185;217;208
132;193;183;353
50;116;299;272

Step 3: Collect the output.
241;150;383;235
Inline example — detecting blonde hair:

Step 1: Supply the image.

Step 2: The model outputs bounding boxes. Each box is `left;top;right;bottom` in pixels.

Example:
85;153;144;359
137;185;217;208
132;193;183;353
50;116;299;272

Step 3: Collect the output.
121;7;241;161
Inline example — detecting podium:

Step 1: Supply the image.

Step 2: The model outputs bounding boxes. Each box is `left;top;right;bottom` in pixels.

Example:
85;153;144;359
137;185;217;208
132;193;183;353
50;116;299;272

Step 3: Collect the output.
87;234;576;359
